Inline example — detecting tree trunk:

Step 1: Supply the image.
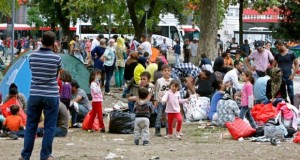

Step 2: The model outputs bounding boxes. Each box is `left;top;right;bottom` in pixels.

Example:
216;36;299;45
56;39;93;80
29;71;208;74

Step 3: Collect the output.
197;0;218;64
239;0;244;46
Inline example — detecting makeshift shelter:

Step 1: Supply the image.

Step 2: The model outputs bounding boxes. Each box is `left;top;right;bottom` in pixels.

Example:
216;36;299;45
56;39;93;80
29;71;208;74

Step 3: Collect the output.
0;53;91;100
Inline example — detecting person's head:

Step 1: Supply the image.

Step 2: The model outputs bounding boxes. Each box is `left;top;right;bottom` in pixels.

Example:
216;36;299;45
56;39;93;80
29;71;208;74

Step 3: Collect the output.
265;67;271;77
226;51;231;58
60;70;72;82
140;34;147;42
235;52;241;59
242;70;254;84
9;83;18;96
274;40;286;52
155;57;162;64
140;71;151;87
137;56;147;68
74;35;79;41
157;61;164;71
234;60;244;73
71;80;80;93
215;79;225;91
161;64;171;79
97;34;104;41
112;35;118;42
221;51;228;58
199;70;211;80
130;51;138;59
193;38;198;43
265;42;271;50
163;38;166;43
270;67;282;79
138;87;150;100
89;69;102;85
10;104;20;115
184;38;189;44
100;38;106;47
217;34;221;39
117;37;125;48
143;52;149;58
244;39;248;44
169;80;180;93
109;39;115;47
255;41;264;53
41;31;56;47
201;54;207;59
232;37;236;43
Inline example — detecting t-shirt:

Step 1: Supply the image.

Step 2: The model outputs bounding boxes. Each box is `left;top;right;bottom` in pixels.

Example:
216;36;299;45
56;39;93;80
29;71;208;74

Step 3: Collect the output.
213;56;224;72
160;43;168;51
146;63;158;82
0;39;3;46
72;88;91;109
183;44;190;56
253;76;270;101
140;41;152;56
248;49;274;72
91;39;100;51
3;115;23;131
241;82;253;106
208;91;225;120
57;102;69;131
29;48;62;97
196;74;217;97
274;50;296;78
173;44;181;55
190;42;198;57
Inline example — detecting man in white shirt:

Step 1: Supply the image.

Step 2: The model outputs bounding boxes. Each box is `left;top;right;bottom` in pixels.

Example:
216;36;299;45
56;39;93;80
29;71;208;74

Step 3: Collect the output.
138;34;152;57
223;60;244;91
159;38;168;52
190;38;199;65
91;34;104;51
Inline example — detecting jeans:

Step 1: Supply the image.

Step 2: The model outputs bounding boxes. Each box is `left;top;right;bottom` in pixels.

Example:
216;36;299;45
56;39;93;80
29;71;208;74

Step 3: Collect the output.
128;101;135;113
104;65;114;93
70;104;89;125
239;106;257;128
155;102;168;130
283;77;294;105
54;127;67;137
262;98;283;108
21;96;59;160
175;54;180;65
115;67;125;88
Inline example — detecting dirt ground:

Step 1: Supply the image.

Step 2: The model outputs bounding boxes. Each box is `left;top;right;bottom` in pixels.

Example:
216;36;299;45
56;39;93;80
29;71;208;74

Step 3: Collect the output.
1;90;300;160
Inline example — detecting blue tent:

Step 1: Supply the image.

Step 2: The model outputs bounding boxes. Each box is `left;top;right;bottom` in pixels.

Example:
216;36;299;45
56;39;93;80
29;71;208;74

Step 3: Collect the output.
0;53;32;100
0;53;91;100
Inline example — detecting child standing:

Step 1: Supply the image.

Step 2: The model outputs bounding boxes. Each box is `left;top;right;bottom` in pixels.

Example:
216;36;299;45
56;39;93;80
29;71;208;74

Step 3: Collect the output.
87;69;105;132
161;80;189;139
60;70;72;109
154;64;172;136
1;105;25;139
133;87;154;145
239;70;257;128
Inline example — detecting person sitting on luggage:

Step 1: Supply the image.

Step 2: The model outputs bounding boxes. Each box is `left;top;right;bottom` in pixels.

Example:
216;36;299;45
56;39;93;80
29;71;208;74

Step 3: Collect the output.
133;87;154;146
263;68;287;107
128;71;154;113
0;105;25;139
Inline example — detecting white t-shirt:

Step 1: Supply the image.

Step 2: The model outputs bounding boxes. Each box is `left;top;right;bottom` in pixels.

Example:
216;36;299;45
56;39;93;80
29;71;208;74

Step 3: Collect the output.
0;39;2;46
140;41;152;56
91;39;100;51
190;42;198;57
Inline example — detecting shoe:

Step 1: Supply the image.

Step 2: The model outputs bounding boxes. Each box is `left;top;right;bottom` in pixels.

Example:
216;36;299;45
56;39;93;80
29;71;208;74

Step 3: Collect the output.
164;135;173;139
87;129;94;133
47;156;55;160
8;133;18;140
143;141;149;146
175;132;182;140
104;92;114;96
71;124;82;128
100;129;105;133
18;157;24;160
0;131;8;137
134;139;139;145
155;128;161;137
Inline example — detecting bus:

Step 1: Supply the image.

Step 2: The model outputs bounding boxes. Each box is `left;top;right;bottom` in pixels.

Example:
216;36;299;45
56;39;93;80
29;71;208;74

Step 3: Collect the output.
178;25;200;41
0;23;76;40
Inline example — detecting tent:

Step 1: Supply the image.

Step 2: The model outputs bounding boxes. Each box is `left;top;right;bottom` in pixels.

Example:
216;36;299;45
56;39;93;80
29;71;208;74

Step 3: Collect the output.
149;47;159;63
0;53;91;100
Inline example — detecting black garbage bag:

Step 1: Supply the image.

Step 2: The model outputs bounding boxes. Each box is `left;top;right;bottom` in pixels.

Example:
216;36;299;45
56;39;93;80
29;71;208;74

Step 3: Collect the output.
109;110;135;134
149;113;157;128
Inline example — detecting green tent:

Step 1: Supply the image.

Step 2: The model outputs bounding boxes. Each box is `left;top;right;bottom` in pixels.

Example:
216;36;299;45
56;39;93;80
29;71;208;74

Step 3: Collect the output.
60;54;91;96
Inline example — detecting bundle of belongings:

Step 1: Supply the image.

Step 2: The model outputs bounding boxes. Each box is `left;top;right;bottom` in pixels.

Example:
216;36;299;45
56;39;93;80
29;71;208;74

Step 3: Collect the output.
183;95;210;122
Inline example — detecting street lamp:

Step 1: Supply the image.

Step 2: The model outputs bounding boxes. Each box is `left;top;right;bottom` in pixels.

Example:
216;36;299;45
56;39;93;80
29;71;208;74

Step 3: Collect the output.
144;4;150;37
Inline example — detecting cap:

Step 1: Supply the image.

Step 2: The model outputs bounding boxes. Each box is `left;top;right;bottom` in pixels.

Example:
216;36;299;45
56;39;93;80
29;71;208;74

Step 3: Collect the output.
255;41;264;48
193;38;199;41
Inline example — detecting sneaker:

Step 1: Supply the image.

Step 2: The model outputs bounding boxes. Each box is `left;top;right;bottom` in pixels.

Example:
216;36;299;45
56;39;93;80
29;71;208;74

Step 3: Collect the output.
175;132;182;140
134;139;139;145
155;128;161;137
143;141;149;146
164;135;173;139
71;124;82;128
18;157;24;160
47;156;56;160
0;131;8;137
87;129;94;133
8;133;18;140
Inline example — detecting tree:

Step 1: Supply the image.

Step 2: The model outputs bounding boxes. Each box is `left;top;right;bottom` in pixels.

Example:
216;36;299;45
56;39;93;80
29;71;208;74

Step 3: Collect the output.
272;0;300;40
0;0;19;17
69;0;187;40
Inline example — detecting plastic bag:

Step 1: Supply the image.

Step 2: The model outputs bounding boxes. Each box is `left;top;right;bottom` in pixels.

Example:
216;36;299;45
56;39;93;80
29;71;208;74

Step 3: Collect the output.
1;98;27;125
109;110;135;134
82;111;100;131
183;96;210;121
293;131;300;143
225;117;256;140
251;103;276;124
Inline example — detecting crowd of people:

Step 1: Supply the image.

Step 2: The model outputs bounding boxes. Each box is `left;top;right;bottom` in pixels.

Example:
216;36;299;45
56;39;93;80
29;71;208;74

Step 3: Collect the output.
0;30;300;159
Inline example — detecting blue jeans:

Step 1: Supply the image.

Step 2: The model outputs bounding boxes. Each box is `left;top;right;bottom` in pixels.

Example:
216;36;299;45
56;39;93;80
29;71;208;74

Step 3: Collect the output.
262;98;283;108
69;104;89;125
105;65;114;93
283;77;294;105
54;127;67;137
155;102;168;130
21;96;59;160
175;54;180;65
128;101;135;113
239;106;257;128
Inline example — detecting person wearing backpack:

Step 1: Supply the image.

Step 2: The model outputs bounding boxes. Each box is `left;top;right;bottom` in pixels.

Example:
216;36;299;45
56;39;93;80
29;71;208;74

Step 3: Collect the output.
273;40;299;105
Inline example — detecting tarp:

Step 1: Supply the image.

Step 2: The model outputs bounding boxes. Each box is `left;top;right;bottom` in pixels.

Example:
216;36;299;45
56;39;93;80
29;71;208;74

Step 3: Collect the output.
149;47;159;63
0;53;90;100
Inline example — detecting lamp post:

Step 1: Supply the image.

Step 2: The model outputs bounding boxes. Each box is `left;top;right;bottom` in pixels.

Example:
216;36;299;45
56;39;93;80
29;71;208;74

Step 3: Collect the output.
144;5;150;37
11;0;15;64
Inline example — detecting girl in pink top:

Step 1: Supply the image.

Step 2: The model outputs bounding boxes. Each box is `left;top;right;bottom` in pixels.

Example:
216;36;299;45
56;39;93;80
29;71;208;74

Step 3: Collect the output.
159;50;168;64
239;70;257;128
87;69;105;132
161;80;189;139
85;38;92;65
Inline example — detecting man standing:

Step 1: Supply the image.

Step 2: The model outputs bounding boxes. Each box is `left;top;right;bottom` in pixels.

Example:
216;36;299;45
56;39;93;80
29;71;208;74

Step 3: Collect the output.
183;39;191;63
20;31;62;160
159;38;169;53
228;37;239;55
138;34;152;57
91;34;104;51
217;34;223;56
240;39;250;57
245;41;274;80
223;60;244;91
190;38;199;65
273;40;299;105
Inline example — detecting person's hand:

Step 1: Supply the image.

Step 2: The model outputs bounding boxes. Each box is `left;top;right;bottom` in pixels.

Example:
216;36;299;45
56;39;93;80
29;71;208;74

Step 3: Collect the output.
251;66;256;71
270;98;275;102
289;75;295;80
